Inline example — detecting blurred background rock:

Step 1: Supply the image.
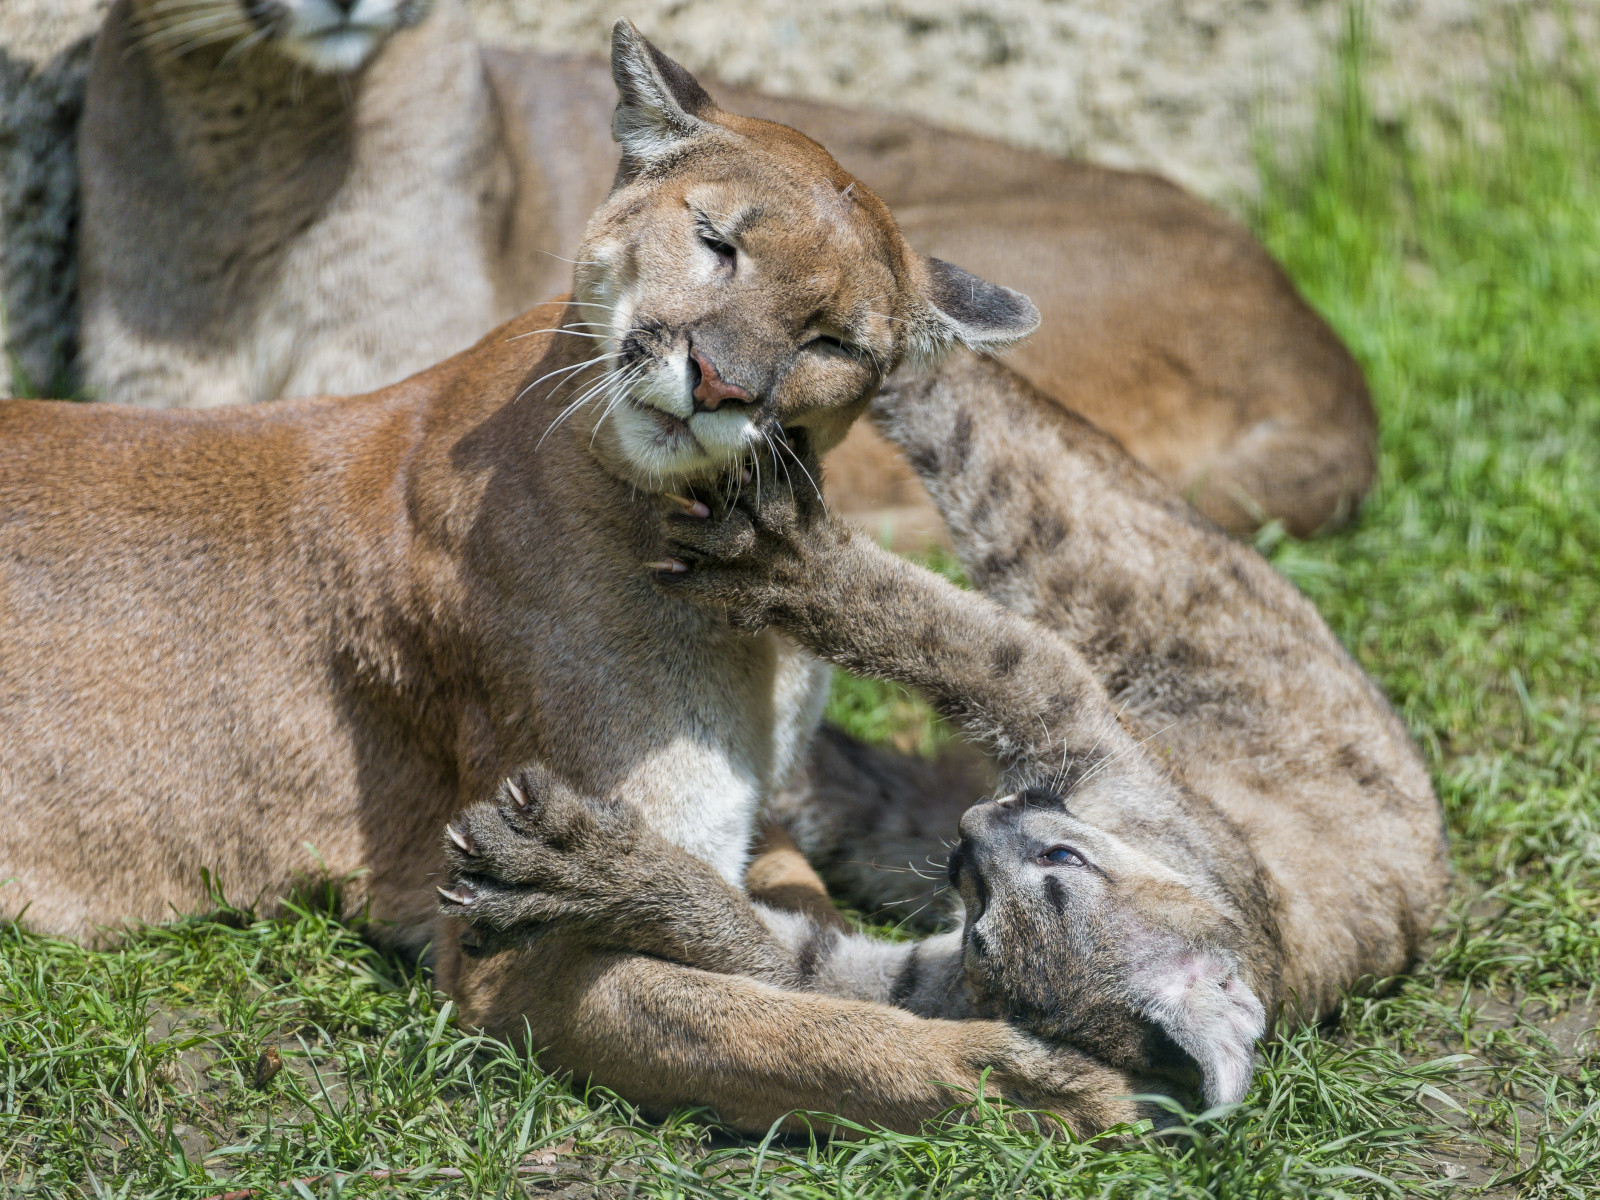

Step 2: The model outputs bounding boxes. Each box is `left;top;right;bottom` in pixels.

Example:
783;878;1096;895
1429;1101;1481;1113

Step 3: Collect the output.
2;0;1593;397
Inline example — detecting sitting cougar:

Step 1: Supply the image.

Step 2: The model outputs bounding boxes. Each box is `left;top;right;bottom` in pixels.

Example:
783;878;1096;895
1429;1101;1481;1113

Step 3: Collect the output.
78;0;1373;536
3;26;1171;1135
441;353;1447;1117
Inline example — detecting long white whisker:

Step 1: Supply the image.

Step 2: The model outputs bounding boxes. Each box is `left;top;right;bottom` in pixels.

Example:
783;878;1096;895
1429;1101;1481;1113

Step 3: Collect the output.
512;351;622;408
535;369;622;448
506;327;611;343
217;22;273;65
765;430;785;489
133;2;253;53
540;372;623;442
560;301;626;315
778;436;827;514
588;364;649;448
1073;721;1179;788
532;249;601;266
588;386;635;448
879;896;942;927
539;360;648;450
1055;696;1129;791
136;18;249;56
764;428;797;501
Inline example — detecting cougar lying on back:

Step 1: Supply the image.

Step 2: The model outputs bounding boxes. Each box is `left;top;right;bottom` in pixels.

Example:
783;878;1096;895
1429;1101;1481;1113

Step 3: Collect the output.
441;354;1448;1116
79;0;1373;536
1;26;1185;1135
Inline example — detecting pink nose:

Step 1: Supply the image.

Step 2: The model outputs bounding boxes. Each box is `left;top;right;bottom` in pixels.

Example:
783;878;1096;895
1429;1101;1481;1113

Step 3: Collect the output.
690;349;751;411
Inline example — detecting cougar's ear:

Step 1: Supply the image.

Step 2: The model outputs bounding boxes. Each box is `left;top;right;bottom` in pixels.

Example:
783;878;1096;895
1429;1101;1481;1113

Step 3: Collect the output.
609;20;716;170
1128;945;1266;1107
913;256;1040;359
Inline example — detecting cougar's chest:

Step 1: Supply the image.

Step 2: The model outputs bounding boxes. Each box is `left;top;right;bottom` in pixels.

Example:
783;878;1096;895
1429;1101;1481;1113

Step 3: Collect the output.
623;626;829;885
503;560;831;886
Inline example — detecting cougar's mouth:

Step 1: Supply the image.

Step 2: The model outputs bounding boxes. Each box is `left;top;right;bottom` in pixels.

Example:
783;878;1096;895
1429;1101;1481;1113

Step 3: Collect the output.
269;0;408;73
608;374;759;482
948;839;990;924
632;400;704;451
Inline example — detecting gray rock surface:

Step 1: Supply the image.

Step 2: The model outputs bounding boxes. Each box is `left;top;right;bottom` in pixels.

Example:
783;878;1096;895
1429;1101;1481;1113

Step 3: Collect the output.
0;0;107;395
469;0;1594;197
1;0;1593;396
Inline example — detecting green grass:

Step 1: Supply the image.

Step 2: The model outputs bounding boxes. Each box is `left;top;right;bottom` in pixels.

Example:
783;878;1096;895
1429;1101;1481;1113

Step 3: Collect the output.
5;14;1600;1197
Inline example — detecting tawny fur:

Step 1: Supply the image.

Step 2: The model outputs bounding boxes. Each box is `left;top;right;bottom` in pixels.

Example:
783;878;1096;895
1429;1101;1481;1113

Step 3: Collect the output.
78;0;1373;536
2;31;1142;1136
460;351;1445;1112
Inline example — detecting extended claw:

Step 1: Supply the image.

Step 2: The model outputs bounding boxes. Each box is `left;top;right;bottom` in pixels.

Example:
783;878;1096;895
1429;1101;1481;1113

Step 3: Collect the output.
436;884;477;906
644;558;689;574
665;493;711;518
446;824;477;856
506;778;528;809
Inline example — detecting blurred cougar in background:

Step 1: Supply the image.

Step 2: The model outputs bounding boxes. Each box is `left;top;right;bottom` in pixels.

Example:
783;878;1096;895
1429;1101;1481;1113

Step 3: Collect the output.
79;0;1375;539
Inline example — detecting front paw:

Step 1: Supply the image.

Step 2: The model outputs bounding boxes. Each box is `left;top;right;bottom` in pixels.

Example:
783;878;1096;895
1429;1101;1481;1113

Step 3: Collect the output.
438;764;644;954
985;1033;1163;1137
648;433;829;630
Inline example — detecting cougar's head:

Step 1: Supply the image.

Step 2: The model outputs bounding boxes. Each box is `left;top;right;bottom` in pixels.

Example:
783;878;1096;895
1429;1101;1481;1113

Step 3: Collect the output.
947;787;1273;1110
132;0;431;73
569;20;1039;488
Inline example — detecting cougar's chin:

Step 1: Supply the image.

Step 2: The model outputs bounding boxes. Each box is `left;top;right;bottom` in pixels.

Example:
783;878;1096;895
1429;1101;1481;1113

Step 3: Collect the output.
607;372;759;484
268;0;423;73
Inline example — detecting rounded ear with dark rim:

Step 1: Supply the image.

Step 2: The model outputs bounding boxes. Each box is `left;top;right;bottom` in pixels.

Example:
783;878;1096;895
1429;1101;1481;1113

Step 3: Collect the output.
922;256;1041;351
609;19;716;170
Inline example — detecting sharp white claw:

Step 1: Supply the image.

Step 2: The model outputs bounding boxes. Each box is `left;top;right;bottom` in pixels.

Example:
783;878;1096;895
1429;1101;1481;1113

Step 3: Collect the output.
447;824;476;855
506;779;528;809
436;884;476;906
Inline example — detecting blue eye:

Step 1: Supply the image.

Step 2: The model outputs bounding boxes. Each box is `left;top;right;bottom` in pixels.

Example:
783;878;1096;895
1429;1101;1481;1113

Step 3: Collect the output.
1043;846;1086;867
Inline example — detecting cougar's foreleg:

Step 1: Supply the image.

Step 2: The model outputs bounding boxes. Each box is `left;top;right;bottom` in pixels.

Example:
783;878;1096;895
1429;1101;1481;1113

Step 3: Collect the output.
438;764;970;1014
654;442;1153;795
436;928;1152;1136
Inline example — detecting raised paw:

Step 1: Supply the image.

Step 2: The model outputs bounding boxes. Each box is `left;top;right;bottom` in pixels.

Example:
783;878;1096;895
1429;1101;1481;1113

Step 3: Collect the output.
437;763;647;955
648;430;836;629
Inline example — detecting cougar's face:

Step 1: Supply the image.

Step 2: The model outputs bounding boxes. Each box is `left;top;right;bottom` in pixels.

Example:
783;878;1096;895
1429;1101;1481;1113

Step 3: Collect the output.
564;24;1036;487
135;0;431;73
948;789;1268;1106
571;146;915;487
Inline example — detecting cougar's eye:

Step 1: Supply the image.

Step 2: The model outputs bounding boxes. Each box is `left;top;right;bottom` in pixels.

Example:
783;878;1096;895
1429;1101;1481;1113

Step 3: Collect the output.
700;234;736;264
807;334;861;360
1042;845;1087;867
695;217;737;268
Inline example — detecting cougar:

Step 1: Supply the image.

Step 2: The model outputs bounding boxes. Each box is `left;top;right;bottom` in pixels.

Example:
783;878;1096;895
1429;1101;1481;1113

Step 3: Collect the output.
78;0;1373;536
0;26;1186;1135
440;351;1447;1118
